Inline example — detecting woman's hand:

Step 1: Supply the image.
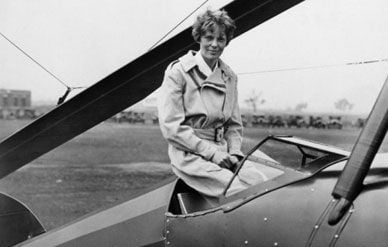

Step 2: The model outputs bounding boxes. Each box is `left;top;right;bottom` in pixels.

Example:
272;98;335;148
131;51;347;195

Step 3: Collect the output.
211;151;237;170
228;155;240;165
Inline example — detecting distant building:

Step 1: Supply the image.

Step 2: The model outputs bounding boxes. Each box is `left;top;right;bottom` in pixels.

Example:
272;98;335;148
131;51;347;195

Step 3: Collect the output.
0;89;33;119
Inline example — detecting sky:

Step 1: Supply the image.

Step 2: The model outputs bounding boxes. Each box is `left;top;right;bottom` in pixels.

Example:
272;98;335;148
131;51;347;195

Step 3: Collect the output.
0;0;387;115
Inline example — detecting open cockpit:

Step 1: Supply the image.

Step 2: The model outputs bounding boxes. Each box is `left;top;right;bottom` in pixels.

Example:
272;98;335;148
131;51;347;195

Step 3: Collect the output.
167;135;350;216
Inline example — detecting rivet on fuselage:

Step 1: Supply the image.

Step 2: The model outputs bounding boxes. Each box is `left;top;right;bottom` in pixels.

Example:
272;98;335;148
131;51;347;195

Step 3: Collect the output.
265;189;269;192
314;225;319;229
166;241;171;245
310;188;315;192
274;242;279;246
264;217;268;222
244;240;249;245
334;234;339;239
166;230;170;234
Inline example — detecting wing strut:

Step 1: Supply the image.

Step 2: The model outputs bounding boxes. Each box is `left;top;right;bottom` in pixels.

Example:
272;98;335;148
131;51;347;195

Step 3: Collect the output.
328;73;388;225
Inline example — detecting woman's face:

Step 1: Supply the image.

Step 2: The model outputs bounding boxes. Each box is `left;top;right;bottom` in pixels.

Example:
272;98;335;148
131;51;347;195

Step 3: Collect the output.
199;24;227;68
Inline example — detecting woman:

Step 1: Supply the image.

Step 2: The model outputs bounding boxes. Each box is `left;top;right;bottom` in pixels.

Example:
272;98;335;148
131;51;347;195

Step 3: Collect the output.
158;9;263;198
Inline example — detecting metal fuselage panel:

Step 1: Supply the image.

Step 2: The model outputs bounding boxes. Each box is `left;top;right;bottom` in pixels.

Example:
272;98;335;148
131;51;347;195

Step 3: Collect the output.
17;180;176;247
335;175;388;246
0;193;45;247
166;162;388;247
167;178;332;246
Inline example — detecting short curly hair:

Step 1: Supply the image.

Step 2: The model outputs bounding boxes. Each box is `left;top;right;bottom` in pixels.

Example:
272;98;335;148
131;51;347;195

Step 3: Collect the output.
192;9;236;45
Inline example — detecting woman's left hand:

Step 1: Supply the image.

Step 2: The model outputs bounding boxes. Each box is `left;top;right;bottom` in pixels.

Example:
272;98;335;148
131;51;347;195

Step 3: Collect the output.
228;155;240;165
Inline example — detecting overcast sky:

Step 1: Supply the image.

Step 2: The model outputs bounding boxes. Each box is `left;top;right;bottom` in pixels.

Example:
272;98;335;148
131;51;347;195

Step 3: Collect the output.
0;0;387;115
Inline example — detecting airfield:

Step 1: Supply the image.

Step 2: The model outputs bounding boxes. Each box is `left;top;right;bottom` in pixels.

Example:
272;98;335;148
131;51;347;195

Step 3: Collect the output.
1;119;387;231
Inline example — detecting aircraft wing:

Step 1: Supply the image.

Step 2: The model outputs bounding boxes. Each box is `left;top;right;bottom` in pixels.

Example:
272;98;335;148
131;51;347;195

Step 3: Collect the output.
0;0;304;179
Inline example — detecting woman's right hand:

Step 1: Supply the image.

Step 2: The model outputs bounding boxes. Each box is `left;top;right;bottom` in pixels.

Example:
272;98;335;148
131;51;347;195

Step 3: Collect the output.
211;151;234;170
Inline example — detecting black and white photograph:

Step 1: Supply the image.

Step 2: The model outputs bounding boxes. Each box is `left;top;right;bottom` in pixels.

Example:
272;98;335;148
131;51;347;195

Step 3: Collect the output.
0;0;387;246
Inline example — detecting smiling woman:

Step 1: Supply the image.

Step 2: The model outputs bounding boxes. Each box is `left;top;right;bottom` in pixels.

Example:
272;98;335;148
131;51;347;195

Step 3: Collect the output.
158;9;265;198
192;9;234;69
1;1;388;246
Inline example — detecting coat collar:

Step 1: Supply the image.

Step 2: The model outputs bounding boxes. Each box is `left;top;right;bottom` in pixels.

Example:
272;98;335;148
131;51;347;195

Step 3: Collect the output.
180;50;233;80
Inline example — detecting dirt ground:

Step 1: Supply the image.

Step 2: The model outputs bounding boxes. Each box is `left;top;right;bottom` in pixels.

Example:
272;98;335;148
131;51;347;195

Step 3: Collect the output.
0;120;387;230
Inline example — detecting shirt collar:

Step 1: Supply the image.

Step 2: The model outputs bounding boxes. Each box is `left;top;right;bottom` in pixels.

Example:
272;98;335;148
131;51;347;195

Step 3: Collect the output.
194;51;218;77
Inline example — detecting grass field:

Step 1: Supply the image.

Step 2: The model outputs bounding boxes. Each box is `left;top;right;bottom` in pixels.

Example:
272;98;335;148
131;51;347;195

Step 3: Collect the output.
0;120;387;230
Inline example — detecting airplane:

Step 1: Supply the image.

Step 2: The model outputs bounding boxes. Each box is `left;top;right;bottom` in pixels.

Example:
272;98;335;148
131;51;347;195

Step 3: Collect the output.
1;0;388;246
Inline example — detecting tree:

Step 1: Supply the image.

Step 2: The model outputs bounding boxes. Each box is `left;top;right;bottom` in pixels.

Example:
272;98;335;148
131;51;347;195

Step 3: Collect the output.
294;102;308;112
244;90;265;112
334;98;354;112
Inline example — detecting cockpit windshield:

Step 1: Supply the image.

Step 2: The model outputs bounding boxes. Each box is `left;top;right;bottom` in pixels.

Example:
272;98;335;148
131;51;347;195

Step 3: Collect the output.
223;136;349;202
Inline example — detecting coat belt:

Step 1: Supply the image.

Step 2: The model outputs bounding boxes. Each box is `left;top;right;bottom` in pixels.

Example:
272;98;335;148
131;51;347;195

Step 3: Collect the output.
194;126;224;142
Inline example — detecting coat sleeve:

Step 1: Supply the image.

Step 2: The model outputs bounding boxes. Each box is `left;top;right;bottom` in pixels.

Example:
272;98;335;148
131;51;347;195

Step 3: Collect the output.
224;75;244;158
158;64;217;160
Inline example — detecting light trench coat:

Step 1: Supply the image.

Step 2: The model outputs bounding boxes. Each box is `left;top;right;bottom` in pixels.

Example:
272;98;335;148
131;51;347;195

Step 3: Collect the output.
158;51;263;197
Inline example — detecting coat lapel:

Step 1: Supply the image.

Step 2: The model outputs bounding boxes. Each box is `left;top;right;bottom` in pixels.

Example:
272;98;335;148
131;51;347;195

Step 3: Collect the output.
180;50;235;122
